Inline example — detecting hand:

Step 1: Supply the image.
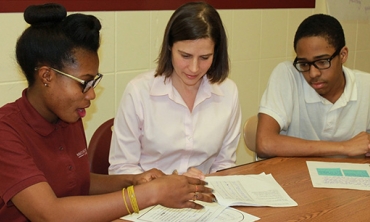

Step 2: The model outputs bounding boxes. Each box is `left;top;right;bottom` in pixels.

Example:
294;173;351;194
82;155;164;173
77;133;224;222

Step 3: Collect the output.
343;132;370;156
132;168;165;185
182;167;205;180
148;175;214;209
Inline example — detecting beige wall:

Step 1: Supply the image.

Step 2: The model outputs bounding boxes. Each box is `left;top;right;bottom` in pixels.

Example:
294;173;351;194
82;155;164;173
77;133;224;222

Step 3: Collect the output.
1;0;369;165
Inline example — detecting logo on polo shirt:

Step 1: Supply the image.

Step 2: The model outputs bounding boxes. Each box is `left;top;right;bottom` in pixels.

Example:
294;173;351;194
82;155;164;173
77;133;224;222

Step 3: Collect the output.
76;148;88;158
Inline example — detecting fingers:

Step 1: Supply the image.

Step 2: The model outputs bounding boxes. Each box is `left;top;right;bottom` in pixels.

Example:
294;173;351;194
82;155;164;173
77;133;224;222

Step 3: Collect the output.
186;176;208;185
183;183;215;204
192;202;205;210
183;201;204;210
193;184;213;194
134;169;165;185
193;192;199;201
183;167;205;180
153;174;216;210
136;178;148;185
149;168;165;177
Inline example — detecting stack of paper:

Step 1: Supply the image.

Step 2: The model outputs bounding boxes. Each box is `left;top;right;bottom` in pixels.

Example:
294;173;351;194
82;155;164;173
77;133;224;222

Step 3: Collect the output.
206;173;298;207
122;173;296;221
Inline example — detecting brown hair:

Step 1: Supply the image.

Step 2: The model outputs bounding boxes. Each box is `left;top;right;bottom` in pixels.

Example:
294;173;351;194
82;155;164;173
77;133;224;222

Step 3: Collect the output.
155;2;229;84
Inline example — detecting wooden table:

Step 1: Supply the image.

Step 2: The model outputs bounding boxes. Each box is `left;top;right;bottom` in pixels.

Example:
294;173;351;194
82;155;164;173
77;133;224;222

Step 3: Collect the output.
213;157;370;222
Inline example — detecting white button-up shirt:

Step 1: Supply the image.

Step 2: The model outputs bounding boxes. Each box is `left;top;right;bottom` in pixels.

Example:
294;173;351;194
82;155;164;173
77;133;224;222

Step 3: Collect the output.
109;71;241;175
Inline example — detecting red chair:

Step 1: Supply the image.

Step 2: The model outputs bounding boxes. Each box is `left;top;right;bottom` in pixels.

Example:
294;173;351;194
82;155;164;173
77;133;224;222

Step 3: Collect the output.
87;118;114;174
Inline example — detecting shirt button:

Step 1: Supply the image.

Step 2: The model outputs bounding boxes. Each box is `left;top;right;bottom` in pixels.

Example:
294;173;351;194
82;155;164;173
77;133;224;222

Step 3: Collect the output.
68;165;73;170
59;146;64;151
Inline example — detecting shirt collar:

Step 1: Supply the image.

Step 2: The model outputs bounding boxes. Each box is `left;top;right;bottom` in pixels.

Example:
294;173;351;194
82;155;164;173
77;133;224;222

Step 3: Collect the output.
150;74;224;97
17;89;68;136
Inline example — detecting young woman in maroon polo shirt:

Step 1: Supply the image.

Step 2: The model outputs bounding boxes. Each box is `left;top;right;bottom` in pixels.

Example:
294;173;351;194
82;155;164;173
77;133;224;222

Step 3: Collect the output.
0;3;213;221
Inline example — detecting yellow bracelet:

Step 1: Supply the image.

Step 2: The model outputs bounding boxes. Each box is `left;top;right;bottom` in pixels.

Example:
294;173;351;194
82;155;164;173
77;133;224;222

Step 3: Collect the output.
127;185;139;214
122;188;131;215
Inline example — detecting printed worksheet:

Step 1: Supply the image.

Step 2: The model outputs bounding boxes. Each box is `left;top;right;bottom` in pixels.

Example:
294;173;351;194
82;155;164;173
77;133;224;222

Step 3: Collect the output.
121;201;260;222
205;173;297;207
306;161;370;190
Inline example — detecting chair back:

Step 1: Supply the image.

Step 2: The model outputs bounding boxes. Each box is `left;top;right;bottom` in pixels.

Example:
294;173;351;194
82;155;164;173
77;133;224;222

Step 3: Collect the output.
243;115;259;161
88;118;114;174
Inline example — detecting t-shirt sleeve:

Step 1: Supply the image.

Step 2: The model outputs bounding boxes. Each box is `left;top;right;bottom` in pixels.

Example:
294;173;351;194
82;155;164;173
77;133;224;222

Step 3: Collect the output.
259;61;297;131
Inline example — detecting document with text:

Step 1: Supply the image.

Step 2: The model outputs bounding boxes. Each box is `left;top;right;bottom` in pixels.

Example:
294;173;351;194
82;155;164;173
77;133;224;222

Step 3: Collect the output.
205;173;297;207
306;161;370;190
121;201;260;222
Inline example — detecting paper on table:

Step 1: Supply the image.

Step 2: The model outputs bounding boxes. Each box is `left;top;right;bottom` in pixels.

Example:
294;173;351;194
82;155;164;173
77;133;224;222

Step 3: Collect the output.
306;161;370;190
121;201;260;222
214;206;260;222
205;173;297;207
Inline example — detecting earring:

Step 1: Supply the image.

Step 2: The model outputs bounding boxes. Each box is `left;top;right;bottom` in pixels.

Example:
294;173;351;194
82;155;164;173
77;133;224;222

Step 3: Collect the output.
44;83;48;87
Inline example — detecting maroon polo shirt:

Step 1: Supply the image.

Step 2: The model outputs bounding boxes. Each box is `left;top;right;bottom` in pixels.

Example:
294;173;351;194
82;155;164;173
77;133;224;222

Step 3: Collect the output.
0;89;90;221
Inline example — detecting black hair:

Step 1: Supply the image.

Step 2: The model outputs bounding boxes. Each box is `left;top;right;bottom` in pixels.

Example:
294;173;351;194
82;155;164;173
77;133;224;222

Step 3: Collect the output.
16;3;101;86
293;14;345;52
155;1;229;84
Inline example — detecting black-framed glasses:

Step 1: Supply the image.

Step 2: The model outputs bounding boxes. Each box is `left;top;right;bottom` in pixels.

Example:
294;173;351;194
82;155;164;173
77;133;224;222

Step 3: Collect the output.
50;67;103;93
293;48;341;72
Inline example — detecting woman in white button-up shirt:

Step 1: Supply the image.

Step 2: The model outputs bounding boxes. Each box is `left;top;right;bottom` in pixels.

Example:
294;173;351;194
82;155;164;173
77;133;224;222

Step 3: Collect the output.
109;2;241;179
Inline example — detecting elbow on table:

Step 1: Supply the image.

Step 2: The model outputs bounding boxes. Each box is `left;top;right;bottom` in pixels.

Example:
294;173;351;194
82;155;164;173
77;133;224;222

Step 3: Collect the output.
256;137;276;158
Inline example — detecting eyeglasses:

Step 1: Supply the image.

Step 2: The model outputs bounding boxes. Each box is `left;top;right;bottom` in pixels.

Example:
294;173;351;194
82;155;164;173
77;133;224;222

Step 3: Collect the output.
293;49;341;72
50;67;103;93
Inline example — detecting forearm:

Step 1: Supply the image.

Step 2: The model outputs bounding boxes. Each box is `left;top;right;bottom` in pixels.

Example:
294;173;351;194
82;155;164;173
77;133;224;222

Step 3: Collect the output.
54;191;127;222
67;185;156;221
14;174;214;222
13;181;158;222
89;173;134;195
257;134;346;158
256;113;355;158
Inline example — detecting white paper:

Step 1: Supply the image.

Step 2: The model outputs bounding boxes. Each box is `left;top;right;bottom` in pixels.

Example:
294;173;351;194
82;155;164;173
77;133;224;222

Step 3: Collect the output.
306;161;370;190
205;173;297;207
121;201;260;222
213;207;260;222
326;0;370;21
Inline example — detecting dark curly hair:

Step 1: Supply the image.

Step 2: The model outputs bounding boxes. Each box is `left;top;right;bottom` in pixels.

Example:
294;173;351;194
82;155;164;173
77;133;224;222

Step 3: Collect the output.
16;3;101;86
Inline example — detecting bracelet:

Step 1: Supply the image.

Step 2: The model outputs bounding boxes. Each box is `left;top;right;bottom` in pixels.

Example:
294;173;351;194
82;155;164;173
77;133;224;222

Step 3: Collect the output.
122;188;131;215
127;185;140;214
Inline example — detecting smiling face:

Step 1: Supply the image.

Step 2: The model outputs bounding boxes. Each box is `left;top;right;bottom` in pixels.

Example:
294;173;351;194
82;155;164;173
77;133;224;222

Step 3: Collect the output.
295;36;348;103
170;38;214;90
41;49;100;123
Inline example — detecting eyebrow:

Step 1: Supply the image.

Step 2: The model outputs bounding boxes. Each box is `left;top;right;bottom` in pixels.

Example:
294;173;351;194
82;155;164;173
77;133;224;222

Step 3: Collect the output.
178;49;213;57
295;53;332;61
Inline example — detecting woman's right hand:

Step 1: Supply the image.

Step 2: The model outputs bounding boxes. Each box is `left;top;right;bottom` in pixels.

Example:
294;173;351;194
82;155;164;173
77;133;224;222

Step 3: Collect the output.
145;174;214;209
